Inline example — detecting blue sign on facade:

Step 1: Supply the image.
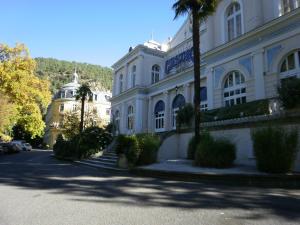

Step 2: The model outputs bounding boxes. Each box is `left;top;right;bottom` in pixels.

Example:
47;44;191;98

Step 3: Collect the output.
165;47;194;74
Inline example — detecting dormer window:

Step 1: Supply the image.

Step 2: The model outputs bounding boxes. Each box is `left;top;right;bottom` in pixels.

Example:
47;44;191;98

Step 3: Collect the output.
151;65;160;84
226;2;242;42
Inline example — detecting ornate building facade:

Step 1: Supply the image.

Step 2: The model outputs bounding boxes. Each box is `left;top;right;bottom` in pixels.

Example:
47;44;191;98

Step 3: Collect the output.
111;0;300;135
44;71;112;147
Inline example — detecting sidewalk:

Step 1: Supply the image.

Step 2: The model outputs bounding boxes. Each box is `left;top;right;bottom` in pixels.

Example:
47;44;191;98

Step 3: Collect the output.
131;159;300;187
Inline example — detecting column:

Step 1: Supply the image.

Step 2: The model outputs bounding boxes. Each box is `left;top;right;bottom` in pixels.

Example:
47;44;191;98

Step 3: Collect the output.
135;98;143;133
147;96;153;133
124;63;129;91
164;91;170;131
252;49;266;100
184;83;191;103
121;102;127;134
136;55;144;86
113;72;117;96
207;68;214;110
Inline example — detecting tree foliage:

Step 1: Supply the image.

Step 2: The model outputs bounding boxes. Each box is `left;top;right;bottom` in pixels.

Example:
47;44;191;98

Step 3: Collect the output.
0;44;51;138
35;57;113;94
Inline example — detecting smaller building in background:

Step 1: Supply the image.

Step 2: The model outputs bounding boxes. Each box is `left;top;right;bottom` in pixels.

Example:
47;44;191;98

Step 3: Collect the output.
44;70;112;148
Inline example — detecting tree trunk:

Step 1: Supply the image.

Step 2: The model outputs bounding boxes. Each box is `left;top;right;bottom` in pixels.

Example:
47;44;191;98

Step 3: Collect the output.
80;97;85;133
192;10;201;142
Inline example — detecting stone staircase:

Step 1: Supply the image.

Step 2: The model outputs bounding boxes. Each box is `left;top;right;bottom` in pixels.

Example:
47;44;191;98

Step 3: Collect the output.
75;140;127;172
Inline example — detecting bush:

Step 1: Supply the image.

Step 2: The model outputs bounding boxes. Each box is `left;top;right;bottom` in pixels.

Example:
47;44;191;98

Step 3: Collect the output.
201;99;269;122
278;77;300;109
53;134;76;159
115;135;141;168
137;134;160;166
187;131;212;160
53;126;113;160
176;104;194;129
252;127;299;173
195;133;236;168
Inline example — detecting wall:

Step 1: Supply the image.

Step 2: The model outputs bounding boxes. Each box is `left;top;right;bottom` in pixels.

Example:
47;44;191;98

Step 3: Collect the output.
157;123;300;172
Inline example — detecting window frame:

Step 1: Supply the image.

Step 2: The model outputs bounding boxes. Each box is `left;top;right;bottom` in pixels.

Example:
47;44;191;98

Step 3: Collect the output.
223;71;247;107
280;50;300;80
154;100;165;132
226;2;243;42
151;65;160;84
127;105;134;131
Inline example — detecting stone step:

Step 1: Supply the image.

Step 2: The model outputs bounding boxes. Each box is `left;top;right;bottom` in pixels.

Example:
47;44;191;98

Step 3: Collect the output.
85;159;116;166
75;160;127;172
92;157;117;163
103;152;117;157
100;155;118;160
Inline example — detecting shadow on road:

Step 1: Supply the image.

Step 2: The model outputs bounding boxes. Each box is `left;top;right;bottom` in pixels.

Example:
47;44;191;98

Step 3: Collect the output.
0;150;299;222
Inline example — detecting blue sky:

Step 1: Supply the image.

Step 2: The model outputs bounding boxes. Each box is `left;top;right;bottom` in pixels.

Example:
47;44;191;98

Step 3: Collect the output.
1;0;186;67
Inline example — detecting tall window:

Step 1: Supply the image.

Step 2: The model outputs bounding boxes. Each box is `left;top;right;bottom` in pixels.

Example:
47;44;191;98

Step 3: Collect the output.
282;0;300;14
200;87;208;111
224;71;246;107
127;105;134;131
172;94;186;129
131;66;136;88
115;110;120;134
151;65;160;84
227;2;242;41
154;100;165;132
280;50;300;79
119;74;123;94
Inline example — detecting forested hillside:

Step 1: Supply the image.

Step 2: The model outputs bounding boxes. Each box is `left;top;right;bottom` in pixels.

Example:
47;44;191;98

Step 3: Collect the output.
35;58;113;94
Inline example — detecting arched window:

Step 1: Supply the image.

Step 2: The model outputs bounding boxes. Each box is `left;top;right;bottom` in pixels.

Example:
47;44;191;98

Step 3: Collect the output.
151;65;160;84
114;110;120;135
119;74;123;94
226;2;242;41
223;71;246;107
154;100;165;132
172;94;186;129
127;105;134;131
281;0;300;14
280;50;300;80
131;66;136;88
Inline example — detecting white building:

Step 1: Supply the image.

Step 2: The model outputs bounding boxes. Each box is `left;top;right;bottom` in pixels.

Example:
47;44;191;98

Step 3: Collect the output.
44;71;112;147
111;0;300;135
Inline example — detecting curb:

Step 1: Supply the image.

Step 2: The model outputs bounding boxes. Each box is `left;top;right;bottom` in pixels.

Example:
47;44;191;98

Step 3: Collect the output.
131;168;300;188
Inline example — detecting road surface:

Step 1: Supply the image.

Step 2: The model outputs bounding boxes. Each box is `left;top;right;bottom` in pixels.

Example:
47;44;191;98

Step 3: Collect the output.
0;150;299;225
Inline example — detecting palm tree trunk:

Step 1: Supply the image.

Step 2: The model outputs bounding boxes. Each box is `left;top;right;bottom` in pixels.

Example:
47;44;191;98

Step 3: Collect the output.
192;10;201;141
80;97;85;133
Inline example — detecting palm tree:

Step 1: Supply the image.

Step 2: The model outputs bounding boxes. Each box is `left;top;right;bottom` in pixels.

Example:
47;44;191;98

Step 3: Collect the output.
75;83;93;133
173;0;218;141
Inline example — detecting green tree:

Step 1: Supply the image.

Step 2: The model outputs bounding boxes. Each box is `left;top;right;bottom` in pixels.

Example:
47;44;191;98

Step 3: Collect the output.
75;84;93;133
173;0;218;140
62;111;80;140
0;44;51;138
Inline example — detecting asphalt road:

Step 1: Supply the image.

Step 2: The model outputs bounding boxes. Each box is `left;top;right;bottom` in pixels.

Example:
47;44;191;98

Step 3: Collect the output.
0;150;299;225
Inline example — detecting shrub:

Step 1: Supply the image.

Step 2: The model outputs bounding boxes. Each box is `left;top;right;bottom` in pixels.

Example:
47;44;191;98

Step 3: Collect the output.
278;77;300;109
201;99;269;122
195;133;236;168
53;134;75;159
137;134;160;166
124;136;141;168
187;131;213;160
252;127;299;173
176;104;194;129
53;126;113;160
